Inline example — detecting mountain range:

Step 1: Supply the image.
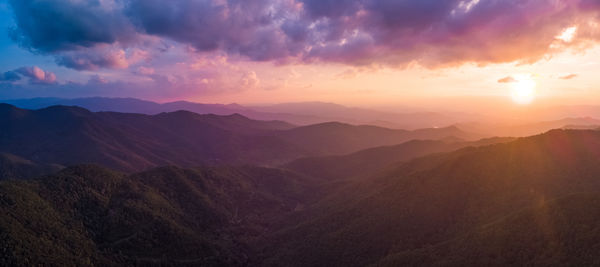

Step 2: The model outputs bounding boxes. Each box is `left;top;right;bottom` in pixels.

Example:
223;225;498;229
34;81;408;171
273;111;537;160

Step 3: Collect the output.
458;117;600;137
2;102;600;266
0;104;475;173
6;97;600;137
1;128;600;266
0;97;468;129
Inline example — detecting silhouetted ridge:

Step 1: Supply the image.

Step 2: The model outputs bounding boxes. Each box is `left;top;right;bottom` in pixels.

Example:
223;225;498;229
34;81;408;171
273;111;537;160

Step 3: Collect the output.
0;104;29;120
2;97;462;129
0;105;471;171
37;105;93;116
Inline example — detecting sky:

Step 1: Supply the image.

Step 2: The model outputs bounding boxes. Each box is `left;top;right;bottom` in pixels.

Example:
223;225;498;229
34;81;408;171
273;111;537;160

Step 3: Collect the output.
0;0;600;109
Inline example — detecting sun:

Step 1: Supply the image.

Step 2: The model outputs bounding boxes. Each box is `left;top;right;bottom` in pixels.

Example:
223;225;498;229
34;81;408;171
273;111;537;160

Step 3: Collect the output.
510;76;536;105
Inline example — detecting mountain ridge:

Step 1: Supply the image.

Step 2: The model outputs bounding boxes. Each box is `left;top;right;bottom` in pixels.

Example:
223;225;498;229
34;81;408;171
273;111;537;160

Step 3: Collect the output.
1;97;463;129
0;104;473;172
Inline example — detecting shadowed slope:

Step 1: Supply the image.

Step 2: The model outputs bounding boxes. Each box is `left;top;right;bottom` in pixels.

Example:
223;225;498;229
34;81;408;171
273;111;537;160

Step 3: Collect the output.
261;129;600;267
284;137;515;181
0;152;63;180
374;193;600;266
0;164;316;266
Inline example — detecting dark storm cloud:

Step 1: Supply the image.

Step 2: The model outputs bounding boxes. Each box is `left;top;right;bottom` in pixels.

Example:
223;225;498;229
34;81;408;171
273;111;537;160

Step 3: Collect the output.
124;0;303;61
7;0;600;69
0;71;21;82
301;0;361;18
124;0;226;51
55;50;129;70
8;0;135;53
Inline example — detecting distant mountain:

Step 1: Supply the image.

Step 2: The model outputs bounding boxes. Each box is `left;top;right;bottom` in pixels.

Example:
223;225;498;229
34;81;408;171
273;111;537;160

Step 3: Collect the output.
261;129;600;266
533;105;600;120
0;104;467;171
0;164;316;266
284;137;515;181
2;97;466;129
2;97;247;116
0;104;302;171
273;123;480;156
561;124;600;130
252;101;461;129
457;117;600;137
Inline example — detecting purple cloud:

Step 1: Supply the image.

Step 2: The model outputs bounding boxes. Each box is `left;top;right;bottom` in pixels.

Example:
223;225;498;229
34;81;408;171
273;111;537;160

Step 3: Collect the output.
6;0;600;69
14;66;57;84
8;0;136;53
0;71;21;82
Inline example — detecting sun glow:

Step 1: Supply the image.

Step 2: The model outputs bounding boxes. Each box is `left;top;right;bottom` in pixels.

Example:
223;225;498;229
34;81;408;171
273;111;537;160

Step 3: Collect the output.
510;76;536;105
556;26;577;42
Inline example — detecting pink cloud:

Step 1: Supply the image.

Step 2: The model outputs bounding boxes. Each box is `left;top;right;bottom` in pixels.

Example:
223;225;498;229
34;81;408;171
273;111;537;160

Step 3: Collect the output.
559;74;578;80
136;66;155;75
15;66;57;84
498;76;517;83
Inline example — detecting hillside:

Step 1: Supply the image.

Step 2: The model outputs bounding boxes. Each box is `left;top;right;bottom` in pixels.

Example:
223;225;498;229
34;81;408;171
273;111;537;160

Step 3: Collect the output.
284;137;515;181
0;152;63;180
260;129;600;266
3;129;600;266
0;164;316;266
375;193;600;266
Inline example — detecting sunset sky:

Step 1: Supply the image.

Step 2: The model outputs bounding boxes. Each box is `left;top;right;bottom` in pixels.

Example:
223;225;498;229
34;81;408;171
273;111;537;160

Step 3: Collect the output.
1;0;600;108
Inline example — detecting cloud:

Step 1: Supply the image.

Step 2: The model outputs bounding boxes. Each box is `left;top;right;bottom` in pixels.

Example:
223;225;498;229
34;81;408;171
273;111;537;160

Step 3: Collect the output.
336;69;358;80
8;0;135;53
55;47;152;70
135;66;155;76
0;71;21;82
6;0;600;69
559;74;578;80
14;66;57;84
498;76;517;83
88;75;109;84
0;73;245;100
299;0;600;67
240;71;260;88
56;49;128;70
